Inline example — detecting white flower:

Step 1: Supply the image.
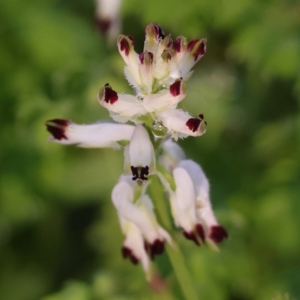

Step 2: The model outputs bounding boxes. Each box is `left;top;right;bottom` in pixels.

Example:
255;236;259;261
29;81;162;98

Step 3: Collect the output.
112;175;171;276
124;124;156;183
174;160;228;245
95;0;122;43
45;119;134;149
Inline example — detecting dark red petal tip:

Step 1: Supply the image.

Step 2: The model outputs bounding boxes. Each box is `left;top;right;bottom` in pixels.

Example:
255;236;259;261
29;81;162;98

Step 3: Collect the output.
145;239;164;260
122;246;139;265
173;36;185;53
46;119;69;140
209;225;228;243
183;231;200;246
119;36;133;56
186;118;201;132
139;51;154;65
188;39;206;61
155;24;165;40
196;223;205;241
103;84;118;104
131;166;149;181
95;17;111;34
170;79;182;96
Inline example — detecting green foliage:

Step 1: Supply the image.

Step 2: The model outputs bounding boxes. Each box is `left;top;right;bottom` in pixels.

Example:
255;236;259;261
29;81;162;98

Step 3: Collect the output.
0;0;299;299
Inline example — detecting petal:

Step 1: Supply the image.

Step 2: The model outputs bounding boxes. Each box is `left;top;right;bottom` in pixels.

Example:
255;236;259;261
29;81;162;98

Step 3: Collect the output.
98;84;146;122
95;0;122;42
119;217;150;276
158;139;186;171
143;78;187;113
95;0;122;22
173;36;187;62
46;119;134;149
117;35;142;88
159;109;207;140
112;181;171;251
144;23;165;54
128;125;155;181
172;166;204;245
138;51;154;94
177;160;228;243
179;39;206;79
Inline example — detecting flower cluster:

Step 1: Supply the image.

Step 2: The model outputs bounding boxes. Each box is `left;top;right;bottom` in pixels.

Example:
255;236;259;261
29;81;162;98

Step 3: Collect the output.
46;24;228;279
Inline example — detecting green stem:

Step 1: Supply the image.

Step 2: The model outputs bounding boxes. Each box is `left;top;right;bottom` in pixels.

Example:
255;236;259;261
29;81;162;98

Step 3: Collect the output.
149;177;199;300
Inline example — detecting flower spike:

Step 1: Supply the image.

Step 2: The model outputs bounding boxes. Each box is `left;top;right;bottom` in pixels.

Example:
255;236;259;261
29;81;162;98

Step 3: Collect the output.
45;23;228;278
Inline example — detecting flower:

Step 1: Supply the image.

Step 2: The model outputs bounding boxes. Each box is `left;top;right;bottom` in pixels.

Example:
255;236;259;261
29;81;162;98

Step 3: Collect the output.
45;23;228;279
172;160;228;247
112;175;171;278
95;0;122;43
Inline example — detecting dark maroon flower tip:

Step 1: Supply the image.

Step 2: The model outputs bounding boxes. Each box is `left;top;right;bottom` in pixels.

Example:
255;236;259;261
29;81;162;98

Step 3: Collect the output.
170;79;182;96
196;223;205;241
131;166;149;181
173;37;184;53
139;51;154;64
103;84;118;104
119;36;133;56
209;225;228;243
122;246;139;265
95;17;111;35
186;118;201;132
46;119;69;140
155;24;165;40
187;39;206;61
183;231;201;246
145;239;164;260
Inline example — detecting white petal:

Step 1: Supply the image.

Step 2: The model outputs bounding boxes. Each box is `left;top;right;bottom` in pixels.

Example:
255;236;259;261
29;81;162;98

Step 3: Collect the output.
119;217;150;275
143;79;187;113
129;125;155;173
172;167;198;232
177;160;222;235
159;109;206;140
178;39;206;79
112;181;170;245
98;85;147;122
117;35;142;88
46;120;134;149
95;0;122;43
95;0;122;20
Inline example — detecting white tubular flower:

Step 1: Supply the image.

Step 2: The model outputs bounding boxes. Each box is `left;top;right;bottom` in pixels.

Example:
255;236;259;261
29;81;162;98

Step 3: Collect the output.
45;119;134;149
172;166;205;246
177;160;228;244
159;110;207;140
173;37;207;80
95;0;122;43
124;124;155;183
98;83;147;123
112;178;171;261
117;35;142;90
118;217;150;278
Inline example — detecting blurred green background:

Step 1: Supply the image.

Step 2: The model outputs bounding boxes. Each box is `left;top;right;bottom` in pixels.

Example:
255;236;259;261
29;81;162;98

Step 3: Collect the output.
1;0;300;299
